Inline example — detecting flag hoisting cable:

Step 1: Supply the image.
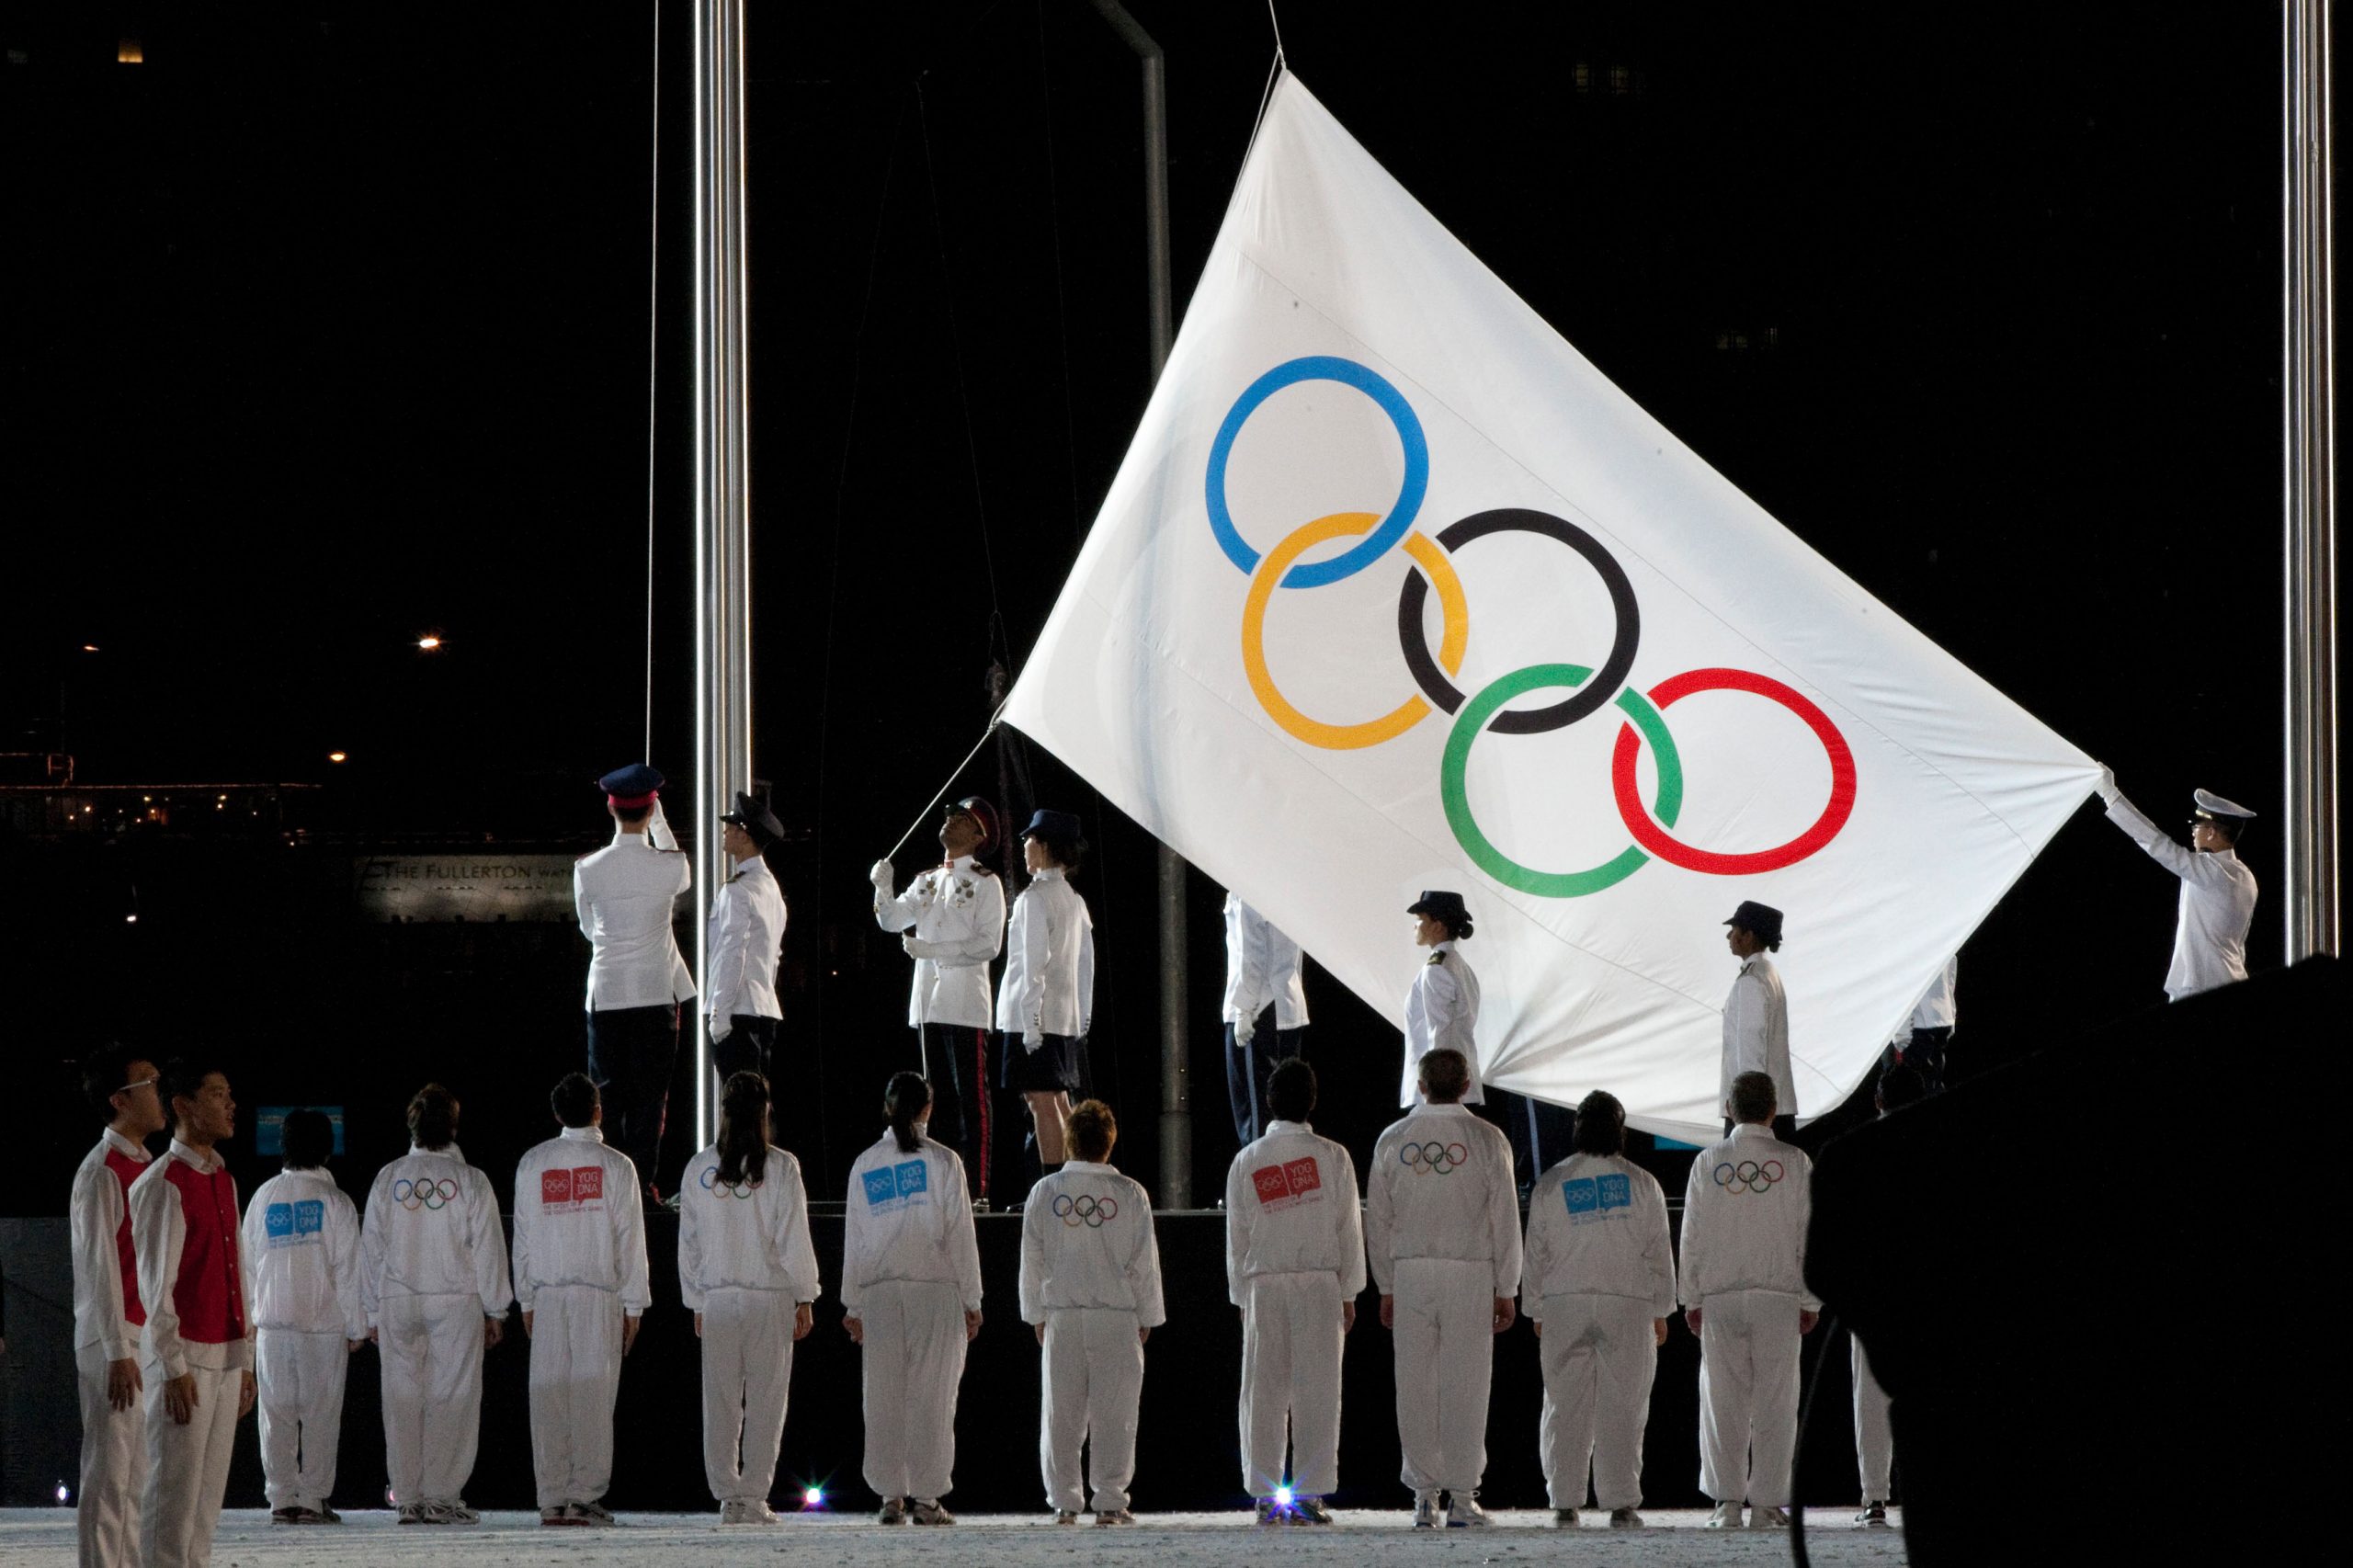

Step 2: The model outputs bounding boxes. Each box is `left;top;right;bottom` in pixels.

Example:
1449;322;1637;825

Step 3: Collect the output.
642;0;662;758
881;710;1007;864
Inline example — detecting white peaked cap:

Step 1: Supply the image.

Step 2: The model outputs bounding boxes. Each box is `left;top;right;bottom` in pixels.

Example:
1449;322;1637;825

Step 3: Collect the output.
2193;789;2256;819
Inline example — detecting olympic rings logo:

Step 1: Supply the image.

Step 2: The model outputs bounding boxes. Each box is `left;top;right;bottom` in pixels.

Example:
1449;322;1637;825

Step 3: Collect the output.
1209;356;1858;897
1711;1159;1785;1196
392;1177;459;1212
1051;1193;1119;1228
1398;1140;1471;1176
698;1166;761;1200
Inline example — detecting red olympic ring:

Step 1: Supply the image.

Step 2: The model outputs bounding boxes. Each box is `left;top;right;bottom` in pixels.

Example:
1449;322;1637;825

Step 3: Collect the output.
1608;667;1857;875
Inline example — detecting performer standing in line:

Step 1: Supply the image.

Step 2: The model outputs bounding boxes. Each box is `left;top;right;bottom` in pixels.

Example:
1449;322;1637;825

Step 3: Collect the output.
996;810;1095;1196
843;1074;983;1527
1884;956;1957;1096
1681;1072;1819;1530
707;792;789;1086
1401;892;1483;1106
130;1062;253;1568
871;798;1006;1207
575;763;697;1207
1719;902;1796;1140
1523;1089;1676;1529
1366;1049;1520;1529
679;1071;820;1526
2097;773;2258;1001
1851;1063;1924;1529
70;1044;164;1567
1225;1058;1364;1527
1222;892;1308;1149
1019;1098;1163;1527
240;1108;367;1526
512;1074;650;1528
360;1085;512;1526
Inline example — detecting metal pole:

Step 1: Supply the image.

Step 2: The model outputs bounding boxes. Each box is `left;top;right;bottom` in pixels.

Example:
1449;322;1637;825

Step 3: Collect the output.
2284;0;2340;961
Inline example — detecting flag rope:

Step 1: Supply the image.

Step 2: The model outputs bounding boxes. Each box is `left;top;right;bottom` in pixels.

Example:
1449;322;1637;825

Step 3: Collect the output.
881;708;1009;863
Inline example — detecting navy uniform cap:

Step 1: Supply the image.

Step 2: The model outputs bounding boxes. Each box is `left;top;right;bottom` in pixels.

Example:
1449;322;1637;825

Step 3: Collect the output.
1022;808;1085;843
2192;788;2256;821
1723;899;1785;946
1407;890;1469;924
597;763;665;806
720;791;785;847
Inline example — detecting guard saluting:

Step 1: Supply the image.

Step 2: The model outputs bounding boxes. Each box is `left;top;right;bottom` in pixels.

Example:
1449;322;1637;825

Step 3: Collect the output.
707;792;789;1086
2097;774;2258;1001
1401;892;1483;1108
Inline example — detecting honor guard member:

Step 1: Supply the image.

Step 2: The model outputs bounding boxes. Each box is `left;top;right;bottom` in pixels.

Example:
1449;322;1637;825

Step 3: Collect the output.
1366;1049;1520;1528
512;1074;651;1528
707;792;789;1086
1019;1099;1165;1526
1720;902;1796;1140
996;810;1096;1193
1680;1071;1820;1530
842;1074;983;1527
240;1108;368;1526
70;1045;163;1568
1402;892;1483;1107
575;763;697;1205
360;1085;512;1526
1885;955;1957;1096
1523;1090;1676;1529
130;1062;254;1568
1224;1059;1365;1526
680;1072;821;1526
1222;892;1309;1148
2097;773;2258;1001
1852;1065;1925;1529
871;798;1006;1206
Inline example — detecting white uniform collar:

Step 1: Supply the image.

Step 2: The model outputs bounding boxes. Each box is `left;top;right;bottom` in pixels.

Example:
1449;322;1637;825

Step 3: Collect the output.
733;854;769;877
945;854;976;874
1414;1102;1472;1118
103;1126;153;1163
167;1138;223;1173
610;826;650;847
1029;867;1068;884
1431;938;1457;956
1061;1158;1113;1174
1731;1121;1777;1141
409;1142;467;1164
278;1166;334;1183
560;1125;607;1144
1740;953;1766;976
1265;1119;1314;1136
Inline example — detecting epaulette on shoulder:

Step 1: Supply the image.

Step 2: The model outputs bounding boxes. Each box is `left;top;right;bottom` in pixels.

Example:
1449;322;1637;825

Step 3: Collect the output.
656;847;685;855
1427;950;1446;966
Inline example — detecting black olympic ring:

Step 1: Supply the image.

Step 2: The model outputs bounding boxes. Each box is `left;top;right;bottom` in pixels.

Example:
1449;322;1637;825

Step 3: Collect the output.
1397;508;1642;734
1711;1159;1785;1196
1398;1140;1472;1175
1051;1192;1118;1228
394;1176;458;1211
698;1166;760;1199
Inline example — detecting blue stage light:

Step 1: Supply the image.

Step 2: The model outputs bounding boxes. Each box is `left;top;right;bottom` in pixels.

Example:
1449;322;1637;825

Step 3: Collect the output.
1274;1484;1294;1506
802;1486;824;1508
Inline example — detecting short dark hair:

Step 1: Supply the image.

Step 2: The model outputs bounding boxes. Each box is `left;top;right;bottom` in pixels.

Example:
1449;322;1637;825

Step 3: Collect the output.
1876;1064;1927;1114
1067;1099;1117;1162
613;801;653;827
1416;1049;1471;1104
1732;918;1782;953
407;1084;460;1151
281;1108;334;1169
1729;1070;1779;1125
551;1072;599;1129
1267;1057;1318;1124
159;1059;223;1134
1572;1090;1627;1155
82;1043;148;1123
2206;815;2245;846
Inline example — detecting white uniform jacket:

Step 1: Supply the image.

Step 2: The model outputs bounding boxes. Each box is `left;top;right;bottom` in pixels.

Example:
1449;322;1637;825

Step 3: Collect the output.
676;1142;822;1310
1721;954;1794;1116
511;1127;652;1317
1677;1124;1817;1312
1017;1160;1165;1325
1522;1153;1677;1319
574;807;697;1010
2105;794;2258;1000
1897;954;1959;1038
1223;1120;1368;1305
842;1134;983;1316
1222;894;1308;1029
995;869;1095;1040
240;1168;367;1338
70;1127;150;1360
705;854;787;1036
131;1141;255;1380
1401;941;1483;1106
1364;1105;1520;1297
874;855;1006;1029
359;1144;512;1323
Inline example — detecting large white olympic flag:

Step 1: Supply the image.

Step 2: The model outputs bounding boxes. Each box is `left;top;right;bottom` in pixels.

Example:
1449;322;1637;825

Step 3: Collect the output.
1004;73;2097;1142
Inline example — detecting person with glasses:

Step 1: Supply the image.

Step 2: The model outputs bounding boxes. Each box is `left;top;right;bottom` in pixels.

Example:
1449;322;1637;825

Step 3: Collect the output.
70;1044;165;1565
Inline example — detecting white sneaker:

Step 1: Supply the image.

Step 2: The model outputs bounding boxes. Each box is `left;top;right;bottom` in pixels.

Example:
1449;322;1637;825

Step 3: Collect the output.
1859;1501;1891;1528
721;1499;779;1525
423;1501;480;1526
1751;1506;1790;1528
570;1501;616;1528
1095;1509;1136;1526
910;1498;955;1526
876;1498;908;1526
1707;1500;1744;1528
1444;1492;1491;1528
1554;1507;1581;1528
1608;1507;1643;1528
1053;1510;1080;1526
1413;1492;1440;1528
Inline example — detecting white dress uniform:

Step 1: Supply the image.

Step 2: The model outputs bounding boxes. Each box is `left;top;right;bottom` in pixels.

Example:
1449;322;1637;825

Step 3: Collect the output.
996;869;1096;1041
1523;1152;1677;1511
1720;955;1793;1117
1678;1123;1818;1510
359;1143;512;1511
677;1142;821;1507
1897;956;1958;1038
873;854;1006;1029
511;1126;651;1514
1223;1119;1367;1500
1018;1159;1165;1515
1366;1104;1520;1497
1401;941;1483;1107
2103;791;2258;1000
70;1126;151;1568
705;853;787;1041
1853;1335;1892;1503
239;1166;366;1517
843;1133;983;1504
1223;895;1308;1031
573;802;697;1011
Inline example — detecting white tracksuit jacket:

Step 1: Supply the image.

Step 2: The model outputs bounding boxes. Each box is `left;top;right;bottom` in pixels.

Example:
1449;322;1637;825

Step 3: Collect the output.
874;856;1006;1029
995;869;1095;1040
1019;1160;1165;1514
241;1167;366;1515
844;1133;982;1501
70;1126;152;1568
1401;942;1483;1106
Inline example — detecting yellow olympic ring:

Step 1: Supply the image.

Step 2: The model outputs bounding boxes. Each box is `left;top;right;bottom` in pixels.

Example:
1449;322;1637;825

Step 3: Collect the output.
1242;513;1469;750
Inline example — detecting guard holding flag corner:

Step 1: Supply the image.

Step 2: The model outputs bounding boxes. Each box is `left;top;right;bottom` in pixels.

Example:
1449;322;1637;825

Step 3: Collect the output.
2096;771;2257;1001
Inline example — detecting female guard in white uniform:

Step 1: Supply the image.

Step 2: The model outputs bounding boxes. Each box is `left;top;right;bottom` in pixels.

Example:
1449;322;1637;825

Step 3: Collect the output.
680;1071;820;1525
995;810;1096;1187
1401;892;1483;1107
844;1074;983;1526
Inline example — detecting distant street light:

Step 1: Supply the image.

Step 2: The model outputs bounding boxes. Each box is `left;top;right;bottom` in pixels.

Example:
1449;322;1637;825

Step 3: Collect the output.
416;636;443;651
328;751;349;764
82;643;100;652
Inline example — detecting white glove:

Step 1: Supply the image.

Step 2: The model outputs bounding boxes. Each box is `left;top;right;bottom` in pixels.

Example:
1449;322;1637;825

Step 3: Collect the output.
869;858;894;892
902;935;939;960
2096;766;2120;805
1022;1029;1043;1051
707;1013;733;1044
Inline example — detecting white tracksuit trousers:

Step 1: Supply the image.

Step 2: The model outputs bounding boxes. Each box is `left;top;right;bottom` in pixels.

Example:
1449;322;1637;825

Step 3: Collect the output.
1698;1289;1802;1506
1238;1271;1344;1499
256;1329;349;1513
1391;1258;1493;1494
1040;1307;1145;1514
528;1286;624;1510
140;1361;239;1568
1537;1293;1657;1510
858;1279;967;1502
76;1343;147;1568
1853;1336;1893;1501
701;1288;795;1504
377;1293;485;1506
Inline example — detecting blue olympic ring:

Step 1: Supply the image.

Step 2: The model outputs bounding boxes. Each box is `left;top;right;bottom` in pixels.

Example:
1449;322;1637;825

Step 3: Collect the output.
1205;355;1429;588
